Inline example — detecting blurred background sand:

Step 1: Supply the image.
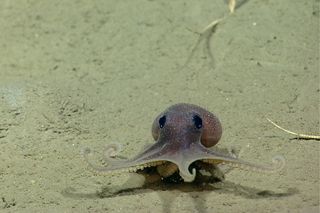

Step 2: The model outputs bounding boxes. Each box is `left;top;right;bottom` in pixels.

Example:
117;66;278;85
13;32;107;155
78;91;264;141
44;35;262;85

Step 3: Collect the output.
0;0;319;212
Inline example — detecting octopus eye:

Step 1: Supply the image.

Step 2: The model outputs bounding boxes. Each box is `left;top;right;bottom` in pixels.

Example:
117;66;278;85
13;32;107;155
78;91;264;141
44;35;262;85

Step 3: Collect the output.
192;115;202;129
159;115;166;128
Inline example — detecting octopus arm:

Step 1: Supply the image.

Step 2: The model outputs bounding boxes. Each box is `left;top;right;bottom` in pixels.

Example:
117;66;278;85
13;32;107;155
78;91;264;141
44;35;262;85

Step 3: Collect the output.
82;143;172;174
193;144;286;173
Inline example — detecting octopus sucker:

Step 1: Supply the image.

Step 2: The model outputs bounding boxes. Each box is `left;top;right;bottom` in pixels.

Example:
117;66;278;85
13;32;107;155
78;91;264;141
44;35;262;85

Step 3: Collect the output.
156;162;178;178
83;103;285;183
202;159;224;164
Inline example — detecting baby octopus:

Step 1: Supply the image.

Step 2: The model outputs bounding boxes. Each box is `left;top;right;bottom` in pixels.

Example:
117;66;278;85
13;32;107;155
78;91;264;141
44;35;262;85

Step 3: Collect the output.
83;103;285;183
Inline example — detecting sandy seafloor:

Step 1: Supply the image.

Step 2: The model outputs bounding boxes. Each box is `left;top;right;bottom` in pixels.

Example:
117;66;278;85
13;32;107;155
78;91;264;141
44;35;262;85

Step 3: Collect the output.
0;0;319;212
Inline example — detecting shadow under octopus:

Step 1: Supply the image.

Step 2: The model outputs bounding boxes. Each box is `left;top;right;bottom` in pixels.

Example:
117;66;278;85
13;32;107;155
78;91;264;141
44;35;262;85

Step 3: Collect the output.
83;103;285;183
